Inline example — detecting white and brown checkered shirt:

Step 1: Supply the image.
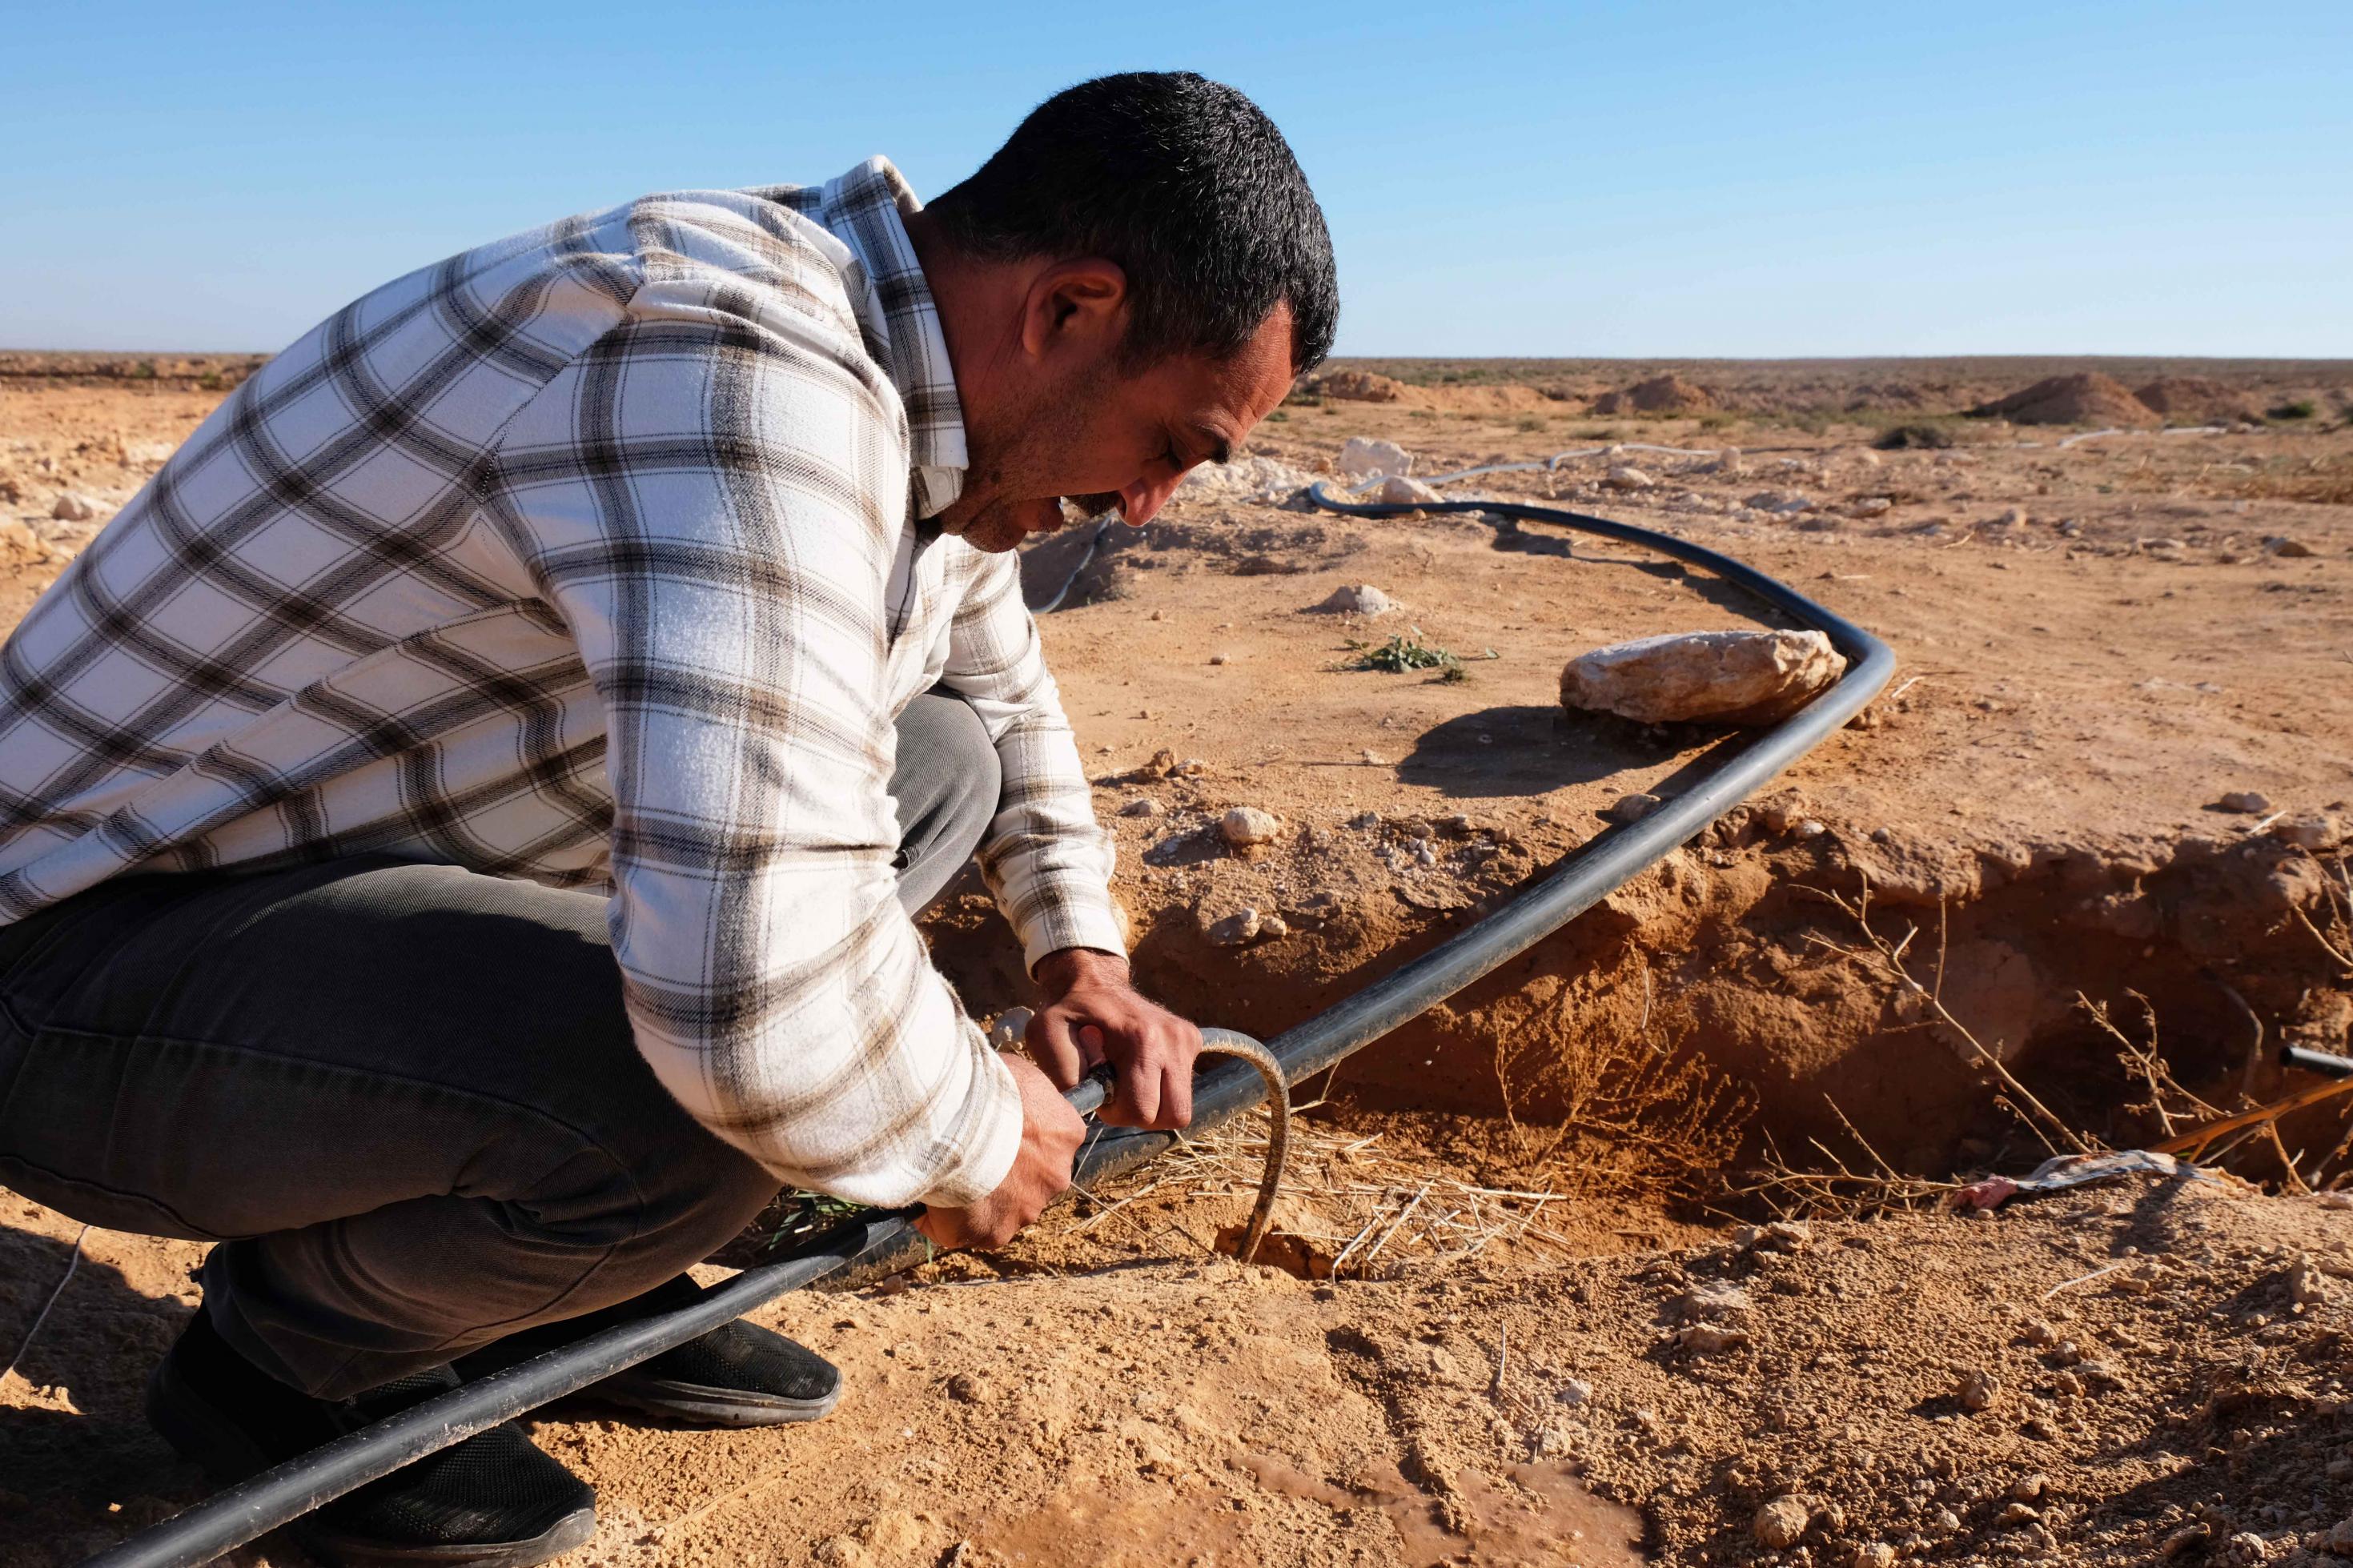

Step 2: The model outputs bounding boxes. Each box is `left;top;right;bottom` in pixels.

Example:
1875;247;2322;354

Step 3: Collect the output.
0;158;1124;1209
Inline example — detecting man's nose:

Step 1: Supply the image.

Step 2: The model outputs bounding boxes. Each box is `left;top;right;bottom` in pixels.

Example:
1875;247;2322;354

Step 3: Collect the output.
1119;473;1186;527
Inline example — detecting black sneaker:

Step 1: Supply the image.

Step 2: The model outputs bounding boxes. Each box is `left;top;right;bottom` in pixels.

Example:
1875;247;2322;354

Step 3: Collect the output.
452;1275;841;1429
147;1309;596;1568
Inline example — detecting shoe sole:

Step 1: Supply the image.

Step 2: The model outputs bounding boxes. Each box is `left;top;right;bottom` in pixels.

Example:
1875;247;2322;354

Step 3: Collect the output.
145;1355;598;1568
584;1368;843;1428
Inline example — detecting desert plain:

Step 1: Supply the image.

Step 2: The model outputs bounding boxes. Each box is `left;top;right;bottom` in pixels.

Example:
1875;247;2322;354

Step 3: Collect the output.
4;351;2352;1566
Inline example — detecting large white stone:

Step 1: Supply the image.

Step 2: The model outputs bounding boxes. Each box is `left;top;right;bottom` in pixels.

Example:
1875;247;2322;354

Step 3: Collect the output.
1377;475;1443;507
1337;436;1414;481
1313;583;1396;616
1174;454;1314;507
1560;629;1848;726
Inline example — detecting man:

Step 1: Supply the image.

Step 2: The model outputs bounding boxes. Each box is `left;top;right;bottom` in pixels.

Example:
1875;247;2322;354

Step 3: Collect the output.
0;71;1335;1565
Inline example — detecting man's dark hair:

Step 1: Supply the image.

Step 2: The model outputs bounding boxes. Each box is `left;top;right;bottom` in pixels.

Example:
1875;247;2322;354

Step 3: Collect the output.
928;72;1337;374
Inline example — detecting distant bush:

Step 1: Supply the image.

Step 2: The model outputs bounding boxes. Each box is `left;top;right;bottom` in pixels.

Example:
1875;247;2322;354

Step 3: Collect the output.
2268;399;2318;421
1876;423;1956;451
1264;410;1289;423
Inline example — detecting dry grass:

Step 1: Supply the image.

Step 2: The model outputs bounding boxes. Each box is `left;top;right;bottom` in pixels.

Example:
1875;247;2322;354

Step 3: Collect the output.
1063;1104;1593;1279
1493;954;1755;1201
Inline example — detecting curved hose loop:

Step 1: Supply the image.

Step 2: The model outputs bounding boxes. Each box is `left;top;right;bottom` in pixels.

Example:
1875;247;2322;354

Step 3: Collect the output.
82;1029;1275;1568
90;491;1893;1568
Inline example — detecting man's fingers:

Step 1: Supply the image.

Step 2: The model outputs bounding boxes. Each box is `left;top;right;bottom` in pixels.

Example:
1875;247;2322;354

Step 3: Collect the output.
1119;1054;1162;1129
1025;1008;1086;1089
1159;1060;1194;1130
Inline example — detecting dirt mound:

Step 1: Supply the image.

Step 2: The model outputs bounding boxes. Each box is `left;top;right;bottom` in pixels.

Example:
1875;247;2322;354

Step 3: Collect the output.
1310;369;1407;403
2134;375;2263;424
1969;372;2158;427
1592;373;1717;415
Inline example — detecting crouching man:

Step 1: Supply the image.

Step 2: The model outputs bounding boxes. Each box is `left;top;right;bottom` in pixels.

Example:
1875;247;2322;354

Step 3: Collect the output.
0;71;1334;1566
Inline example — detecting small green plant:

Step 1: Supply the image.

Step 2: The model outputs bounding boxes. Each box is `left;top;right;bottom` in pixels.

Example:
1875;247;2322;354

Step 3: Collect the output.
1335;629;1499;675
1515;415;1545;433
1438;664;1471;684
131;359;157;379
1265;409;1289;423
195;371;225;392
2269;399;2318;421
1320;404;1339;415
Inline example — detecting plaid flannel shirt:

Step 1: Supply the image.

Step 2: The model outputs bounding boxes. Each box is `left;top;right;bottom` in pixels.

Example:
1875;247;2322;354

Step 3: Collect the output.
0;158;1125;1209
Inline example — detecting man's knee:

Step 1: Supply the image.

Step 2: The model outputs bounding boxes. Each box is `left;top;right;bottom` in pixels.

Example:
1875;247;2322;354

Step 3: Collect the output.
891;693;1001;912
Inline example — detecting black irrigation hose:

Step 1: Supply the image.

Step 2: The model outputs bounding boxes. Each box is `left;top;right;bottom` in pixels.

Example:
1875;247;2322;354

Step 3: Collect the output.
90;489;1893;1568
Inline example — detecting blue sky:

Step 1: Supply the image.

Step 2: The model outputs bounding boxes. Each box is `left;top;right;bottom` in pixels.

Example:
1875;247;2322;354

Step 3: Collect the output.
5;1;2347;357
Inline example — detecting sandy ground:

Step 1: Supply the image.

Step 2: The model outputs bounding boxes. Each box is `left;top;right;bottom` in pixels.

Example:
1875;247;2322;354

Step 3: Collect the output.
4;357;2353;1566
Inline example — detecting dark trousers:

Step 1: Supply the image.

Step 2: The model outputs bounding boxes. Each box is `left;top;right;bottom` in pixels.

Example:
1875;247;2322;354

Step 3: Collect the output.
0;693;1000;1399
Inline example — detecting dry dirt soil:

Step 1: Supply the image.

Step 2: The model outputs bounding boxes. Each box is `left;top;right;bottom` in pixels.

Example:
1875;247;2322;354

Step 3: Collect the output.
5;355;2353;1568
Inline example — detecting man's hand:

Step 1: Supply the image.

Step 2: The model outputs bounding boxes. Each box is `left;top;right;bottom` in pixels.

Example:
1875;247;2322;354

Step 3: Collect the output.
914;1052;1083;1250
1026;947;1203;1130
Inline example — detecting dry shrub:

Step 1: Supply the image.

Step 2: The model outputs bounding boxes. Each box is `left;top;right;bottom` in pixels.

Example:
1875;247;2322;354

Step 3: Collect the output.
1494;956;1754;1201
2225;454;2353;507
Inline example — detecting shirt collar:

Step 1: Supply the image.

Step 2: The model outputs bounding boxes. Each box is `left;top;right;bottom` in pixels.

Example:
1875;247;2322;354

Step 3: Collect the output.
810;157;968;519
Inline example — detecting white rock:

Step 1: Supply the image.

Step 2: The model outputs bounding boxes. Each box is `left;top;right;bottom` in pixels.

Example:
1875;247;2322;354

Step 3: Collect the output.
1207;908;1262;946
1314;583;1396;616
1555;1379;1592;1407
1603;464;1654;490
1994;507;2029;527
1378;475;1444;507
1852;1544;1897;1568
1745;491;1814;514
2273;812;2342;850
1561;629;1849;726
1219;807;1281;847
1172;454;1316;508
2216;790;2273;814
1337;436;1414;481
1849;497;1893;516
50;491;101;522
1118;797;1164;818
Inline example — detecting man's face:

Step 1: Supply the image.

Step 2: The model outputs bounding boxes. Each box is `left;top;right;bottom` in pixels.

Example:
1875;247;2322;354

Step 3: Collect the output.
938;301;1299;554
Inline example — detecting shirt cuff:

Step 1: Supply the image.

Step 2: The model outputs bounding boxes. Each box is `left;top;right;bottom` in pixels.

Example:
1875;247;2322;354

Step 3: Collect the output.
1017;880;1130;975
913;1036;1026;1209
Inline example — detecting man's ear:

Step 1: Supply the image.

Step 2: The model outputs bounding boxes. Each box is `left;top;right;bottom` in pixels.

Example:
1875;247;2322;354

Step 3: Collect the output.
1019;259;1129;364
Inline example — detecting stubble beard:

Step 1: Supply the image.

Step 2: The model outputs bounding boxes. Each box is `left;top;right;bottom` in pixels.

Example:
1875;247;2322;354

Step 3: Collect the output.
938;371;1119;554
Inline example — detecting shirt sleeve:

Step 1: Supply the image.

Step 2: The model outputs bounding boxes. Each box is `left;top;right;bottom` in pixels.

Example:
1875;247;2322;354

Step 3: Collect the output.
480;286;1022;1211
938;547;1128;972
